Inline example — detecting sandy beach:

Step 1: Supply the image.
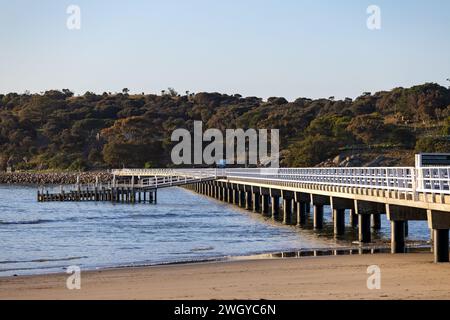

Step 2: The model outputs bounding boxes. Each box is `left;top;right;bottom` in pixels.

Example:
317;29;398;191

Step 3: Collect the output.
1;253;449;300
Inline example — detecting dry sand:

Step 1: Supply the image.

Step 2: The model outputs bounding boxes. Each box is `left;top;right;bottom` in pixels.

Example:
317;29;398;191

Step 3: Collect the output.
1;253;449;300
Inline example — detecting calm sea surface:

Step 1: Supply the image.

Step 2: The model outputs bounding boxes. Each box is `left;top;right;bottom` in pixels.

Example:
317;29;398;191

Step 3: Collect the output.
0;185;431;277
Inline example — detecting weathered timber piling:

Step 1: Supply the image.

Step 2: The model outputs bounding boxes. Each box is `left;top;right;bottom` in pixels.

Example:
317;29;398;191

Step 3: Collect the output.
38;185;157;204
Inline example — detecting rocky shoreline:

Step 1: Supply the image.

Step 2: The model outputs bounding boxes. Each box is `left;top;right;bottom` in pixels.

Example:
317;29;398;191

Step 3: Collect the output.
0;171;113;185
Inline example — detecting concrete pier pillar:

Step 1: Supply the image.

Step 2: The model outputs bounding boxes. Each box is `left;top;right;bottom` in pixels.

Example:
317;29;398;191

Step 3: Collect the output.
391;220;406;254
294;192;311;226
313;205;324;230
433;229;449;263
283;198;293;225
333;209;346;236
355;200;385;243
296;202;307;226
224;187;229;202
372;213;381;230
227;188;233;203
311;195;330;230
239;191;245;208
245;191;252;210
219;187;224;201
349;209;358;227
233;189;239;205
271;196;280;220
387;205;428;255
358;214;371;243
253;193;260;213
223;187;227;202
281;191;295;225
430;229;434;252
262;195;270;216
290;200;298;226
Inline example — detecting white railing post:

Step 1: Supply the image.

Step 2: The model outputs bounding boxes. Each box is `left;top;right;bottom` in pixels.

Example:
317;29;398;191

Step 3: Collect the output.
411;167;418;201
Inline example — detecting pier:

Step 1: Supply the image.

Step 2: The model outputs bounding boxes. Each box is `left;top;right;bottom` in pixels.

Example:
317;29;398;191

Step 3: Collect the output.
37;155;450;263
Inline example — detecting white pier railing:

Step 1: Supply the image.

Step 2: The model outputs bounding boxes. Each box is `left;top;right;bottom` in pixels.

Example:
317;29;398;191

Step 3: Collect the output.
113;168;223;180
112;167;450;195
226;168;414;191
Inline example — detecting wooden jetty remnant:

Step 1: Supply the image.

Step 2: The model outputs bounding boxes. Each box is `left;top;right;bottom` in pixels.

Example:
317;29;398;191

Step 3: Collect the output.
38;184;158;204
37;169;219;204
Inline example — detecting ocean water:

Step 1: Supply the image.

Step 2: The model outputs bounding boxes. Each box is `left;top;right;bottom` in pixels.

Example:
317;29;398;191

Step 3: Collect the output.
0;185;431;277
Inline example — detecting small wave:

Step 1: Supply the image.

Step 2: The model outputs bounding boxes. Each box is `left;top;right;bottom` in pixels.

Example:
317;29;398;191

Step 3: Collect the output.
126;213;179;219
0;256;88;265
0;265;69;273
0;217;78;225
83;213;180;221
190;246;214;252
0;219;56;225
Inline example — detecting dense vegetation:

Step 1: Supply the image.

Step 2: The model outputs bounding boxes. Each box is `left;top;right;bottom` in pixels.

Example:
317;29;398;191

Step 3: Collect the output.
1;83;450;170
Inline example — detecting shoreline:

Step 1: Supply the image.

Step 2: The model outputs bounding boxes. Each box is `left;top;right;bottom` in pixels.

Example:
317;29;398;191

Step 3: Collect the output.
0;244;431;278
1;252;449;300
0;171;112;185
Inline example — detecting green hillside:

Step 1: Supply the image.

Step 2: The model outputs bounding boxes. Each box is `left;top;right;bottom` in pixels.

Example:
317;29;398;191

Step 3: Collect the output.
1;83;450;170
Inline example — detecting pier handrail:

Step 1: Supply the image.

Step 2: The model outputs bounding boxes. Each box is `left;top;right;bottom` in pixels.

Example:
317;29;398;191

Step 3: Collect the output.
226;167;450;195
112;166;450;195
226;167;414;191
112;168;225;180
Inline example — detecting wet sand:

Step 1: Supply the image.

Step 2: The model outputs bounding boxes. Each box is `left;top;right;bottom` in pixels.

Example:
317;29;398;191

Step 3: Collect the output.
1;253;449;300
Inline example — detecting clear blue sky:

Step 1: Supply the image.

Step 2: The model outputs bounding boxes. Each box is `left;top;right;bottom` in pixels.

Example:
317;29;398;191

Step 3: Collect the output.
0;0;449;100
